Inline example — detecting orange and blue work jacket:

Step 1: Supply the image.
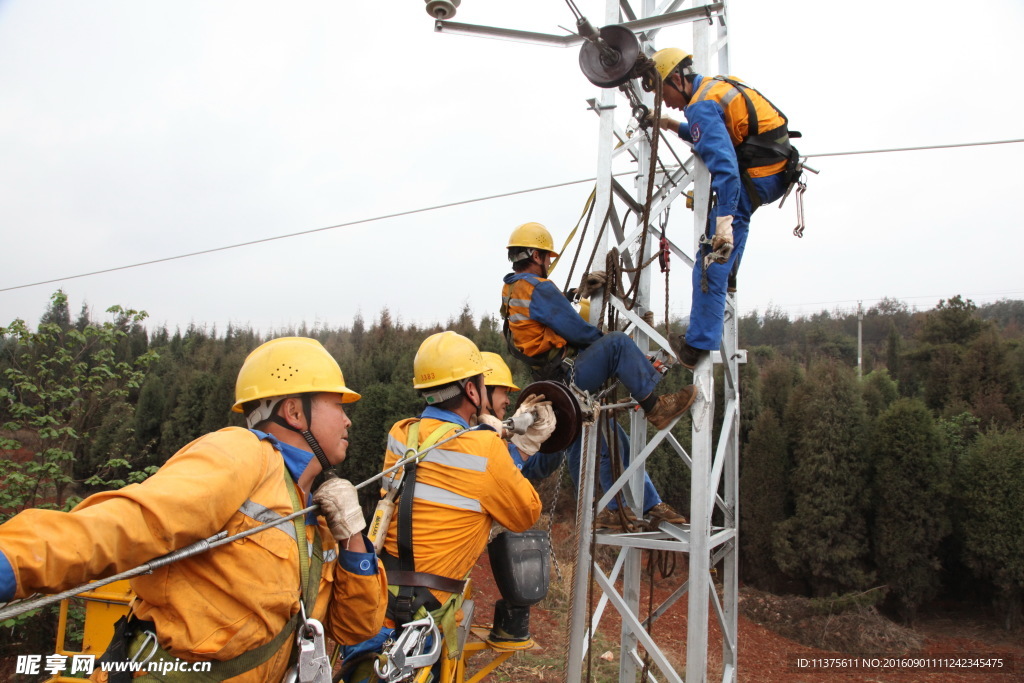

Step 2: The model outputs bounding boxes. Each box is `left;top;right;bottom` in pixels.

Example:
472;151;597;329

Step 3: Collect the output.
501;272;602;360
676;74;789;216
380;407;541;607
0;427;388;682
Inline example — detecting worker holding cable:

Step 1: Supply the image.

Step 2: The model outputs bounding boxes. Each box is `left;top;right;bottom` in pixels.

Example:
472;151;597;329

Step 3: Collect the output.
340;332;545;681
645;48;800;369
0;337;387;682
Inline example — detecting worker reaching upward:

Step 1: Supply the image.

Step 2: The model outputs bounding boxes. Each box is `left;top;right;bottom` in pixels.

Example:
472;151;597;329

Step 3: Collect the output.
646;48;799;367
0;337;387;681
500;222;693;529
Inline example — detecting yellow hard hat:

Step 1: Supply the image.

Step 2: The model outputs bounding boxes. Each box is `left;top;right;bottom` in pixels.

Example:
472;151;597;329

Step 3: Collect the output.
651;47;693;82
507;222;559;258
413;331;487;389
481;351;519;391
232;337;360;413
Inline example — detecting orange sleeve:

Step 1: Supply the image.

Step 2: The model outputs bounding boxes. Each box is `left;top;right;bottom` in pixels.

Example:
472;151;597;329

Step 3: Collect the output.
324;548;389;645
479;433;542;532
0;428;265;598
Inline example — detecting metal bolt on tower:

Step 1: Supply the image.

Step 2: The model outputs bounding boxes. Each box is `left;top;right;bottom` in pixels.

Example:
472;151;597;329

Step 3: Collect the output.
434;2;739;681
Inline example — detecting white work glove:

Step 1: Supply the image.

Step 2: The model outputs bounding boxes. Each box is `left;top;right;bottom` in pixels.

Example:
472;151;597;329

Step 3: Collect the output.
710;215;734;264
644;112;680;132
314;478;366;542
476;413;505;435
511;403;556;457
513;393;550;417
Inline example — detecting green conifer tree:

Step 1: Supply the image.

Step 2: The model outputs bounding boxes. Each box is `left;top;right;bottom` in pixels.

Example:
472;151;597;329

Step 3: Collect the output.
871;398;951;624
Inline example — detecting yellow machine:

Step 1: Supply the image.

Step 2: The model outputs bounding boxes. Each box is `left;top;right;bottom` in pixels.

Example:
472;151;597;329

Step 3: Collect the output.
48;580;133;682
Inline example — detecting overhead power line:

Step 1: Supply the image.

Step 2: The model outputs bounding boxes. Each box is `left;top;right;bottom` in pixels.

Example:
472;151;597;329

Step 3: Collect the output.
2;137;1022;294
804;137;1024;158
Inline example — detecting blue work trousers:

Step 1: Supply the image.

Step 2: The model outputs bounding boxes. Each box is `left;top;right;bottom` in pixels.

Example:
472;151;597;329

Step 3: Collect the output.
687;172;788;351
570;331;661;402
566;418;660;512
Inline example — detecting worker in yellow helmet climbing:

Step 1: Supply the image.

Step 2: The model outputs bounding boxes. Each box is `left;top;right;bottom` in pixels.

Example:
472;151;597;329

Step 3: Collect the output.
0;337;387;681
339;332;544;678
500;221;693;530
646;48;800;368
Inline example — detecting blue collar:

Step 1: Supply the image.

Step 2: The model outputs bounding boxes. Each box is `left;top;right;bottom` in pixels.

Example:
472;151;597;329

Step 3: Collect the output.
250;430;316;517
420;406;470;429
503;271;543;285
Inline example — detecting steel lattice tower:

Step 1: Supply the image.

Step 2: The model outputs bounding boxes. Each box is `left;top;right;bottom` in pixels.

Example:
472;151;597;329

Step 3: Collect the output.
437;2;738;681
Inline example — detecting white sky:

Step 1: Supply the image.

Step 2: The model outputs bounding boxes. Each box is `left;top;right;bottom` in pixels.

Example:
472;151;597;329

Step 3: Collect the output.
1;0;1022;333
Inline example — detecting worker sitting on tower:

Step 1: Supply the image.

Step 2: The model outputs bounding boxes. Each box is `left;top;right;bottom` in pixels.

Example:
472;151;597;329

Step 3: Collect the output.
341;332;544;680
645;48;799;369
0;337;387;682
500;221;693;528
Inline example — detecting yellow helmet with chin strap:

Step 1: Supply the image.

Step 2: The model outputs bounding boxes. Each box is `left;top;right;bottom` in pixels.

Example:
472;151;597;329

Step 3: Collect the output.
647;47;696;94
507;222;559;259
650;47;694;83
233;337;360;429
481;351;519;391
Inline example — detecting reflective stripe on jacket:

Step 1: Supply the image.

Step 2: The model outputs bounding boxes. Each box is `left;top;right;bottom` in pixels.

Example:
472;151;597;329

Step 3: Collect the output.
501;272;602;358
382;411;541;606
0;427;388;682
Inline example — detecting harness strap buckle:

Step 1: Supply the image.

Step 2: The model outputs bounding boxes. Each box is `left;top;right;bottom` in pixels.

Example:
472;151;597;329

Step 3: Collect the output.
128;629;159;667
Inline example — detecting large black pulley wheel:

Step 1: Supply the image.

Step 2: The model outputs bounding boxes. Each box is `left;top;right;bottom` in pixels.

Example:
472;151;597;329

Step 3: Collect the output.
516;380;583;454
578;24;640;88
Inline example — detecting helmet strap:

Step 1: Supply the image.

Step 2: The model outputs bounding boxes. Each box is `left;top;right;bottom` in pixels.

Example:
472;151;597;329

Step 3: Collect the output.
531;249;550;278
269;394;335;476
669;72;692;106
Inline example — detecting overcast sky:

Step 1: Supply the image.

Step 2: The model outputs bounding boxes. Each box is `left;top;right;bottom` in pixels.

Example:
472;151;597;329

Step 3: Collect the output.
1;0;1022;335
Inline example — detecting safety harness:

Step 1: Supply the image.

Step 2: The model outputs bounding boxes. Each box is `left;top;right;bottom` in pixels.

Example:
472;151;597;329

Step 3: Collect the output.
500;316;573;383
100;466;324;682
705;76;802;210
382;421;470;660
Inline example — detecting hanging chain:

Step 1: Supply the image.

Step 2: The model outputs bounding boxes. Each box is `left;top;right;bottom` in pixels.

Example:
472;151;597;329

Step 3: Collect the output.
545;457;566;583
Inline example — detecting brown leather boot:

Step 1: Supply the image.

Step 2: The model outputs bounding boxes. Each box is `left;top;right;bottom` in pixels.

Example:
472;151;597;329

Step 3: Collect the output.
645;385;698;430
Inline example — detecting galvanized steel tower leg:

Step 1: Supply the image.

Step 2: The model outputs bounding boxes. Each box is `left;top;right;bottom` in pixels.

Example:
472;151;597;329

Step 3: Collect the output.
432;2;738;681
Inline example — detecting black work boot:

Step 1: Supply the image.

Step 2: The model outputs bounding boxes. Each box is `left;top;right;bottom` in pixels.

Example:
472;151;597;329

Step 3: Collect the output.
669;335;708;370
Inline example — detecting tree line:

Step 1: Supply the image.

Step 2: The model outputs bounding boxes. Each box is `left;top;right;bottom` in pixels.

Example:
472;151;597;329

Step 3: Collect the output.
1;291;1022;641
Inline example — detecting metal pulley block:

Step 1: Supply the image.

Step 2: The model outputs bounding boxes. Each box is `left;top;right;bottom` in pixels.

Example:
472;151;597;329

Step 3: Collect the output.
516;380;584;453
578;23;640;88
374;614;442;682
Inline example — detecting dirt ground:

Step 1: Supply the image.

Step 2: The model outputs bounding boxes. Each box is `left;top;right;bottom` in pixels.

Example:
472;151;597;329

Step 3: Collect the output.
464;521;1024;683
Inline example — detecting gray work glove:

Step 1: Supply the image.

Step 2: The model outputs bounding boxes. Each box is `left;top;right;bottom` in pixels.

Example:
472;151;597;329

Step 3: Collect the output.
578;270;608;299
314;478;366;541
511;403;556;457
